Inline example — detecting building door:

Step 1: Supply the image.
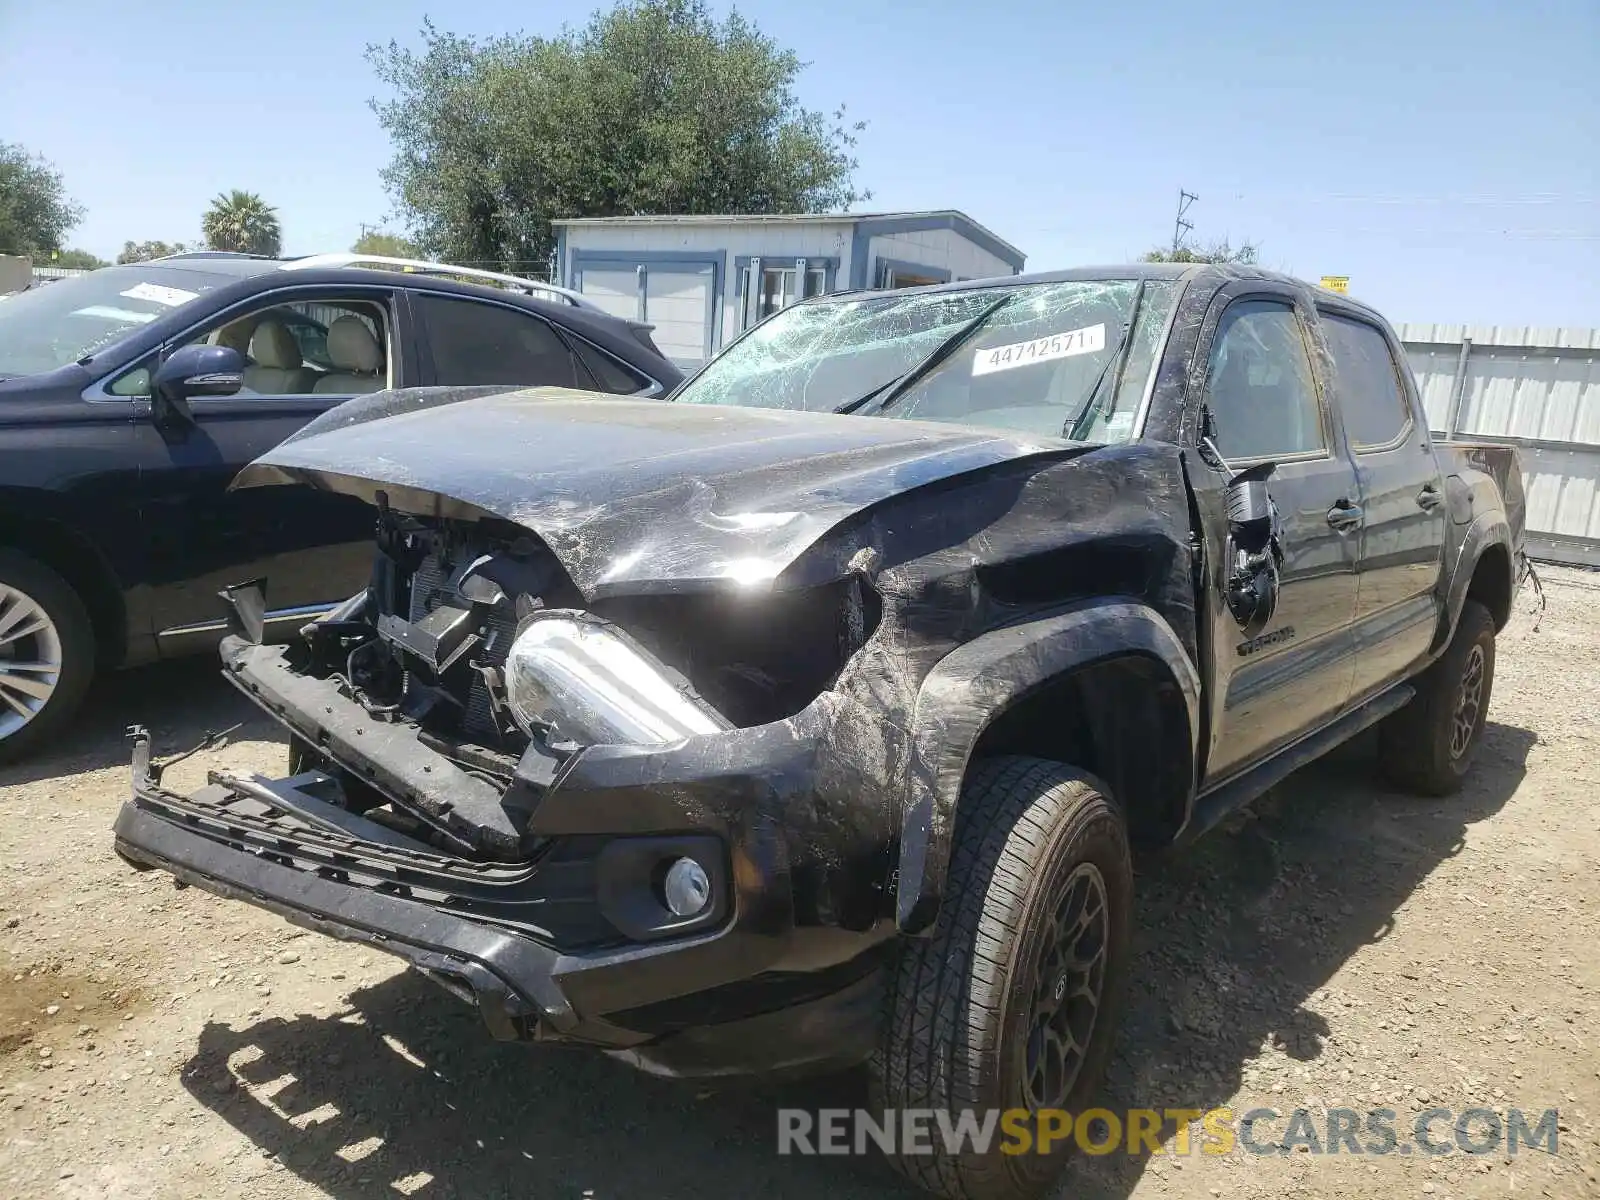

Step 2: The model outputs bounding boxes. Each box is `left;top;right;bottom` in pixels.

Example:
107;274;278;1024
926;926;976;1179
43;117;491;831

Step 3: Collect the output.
642;264;715;369
573;257;717;371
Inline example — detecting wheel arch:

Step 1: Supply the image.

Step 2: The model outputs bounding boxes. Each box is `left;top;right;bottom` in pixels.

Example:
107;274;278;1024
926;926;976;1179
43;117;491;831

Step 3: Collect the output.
0;506;128;668
894;600;1199;934
1436;515;1516;653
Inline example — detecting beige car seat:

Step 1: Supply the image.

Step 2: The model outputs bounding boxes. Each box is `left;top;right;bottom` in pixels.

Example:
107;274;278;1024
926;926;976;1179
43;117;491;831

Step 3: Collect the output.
313;316;386;394
244;319;316;394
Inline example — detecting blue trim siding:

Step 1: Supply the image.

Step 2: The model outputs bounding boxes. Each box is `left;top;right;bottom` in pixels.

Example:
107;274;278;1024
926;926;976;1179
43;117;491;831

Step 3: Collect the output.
848;213;1026;289
570;249;724;361
873;257;953;287
553;227;568;286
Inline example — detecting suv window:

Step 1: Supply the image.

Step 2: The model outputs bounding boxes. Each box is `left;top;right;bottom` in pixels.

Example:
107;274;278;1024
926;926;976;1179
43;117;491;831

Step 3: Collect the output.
1322;313;1410;449
418;295;581;389
110;296;390;398
1206;300;1324;460
570;337;650;393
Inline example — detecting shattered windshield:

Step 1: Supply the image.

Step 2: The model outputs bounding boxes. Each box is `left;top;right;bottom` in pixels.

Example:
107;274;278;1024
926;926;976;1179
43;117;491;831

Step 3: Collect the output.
0;265;229;377
673;278;1178;442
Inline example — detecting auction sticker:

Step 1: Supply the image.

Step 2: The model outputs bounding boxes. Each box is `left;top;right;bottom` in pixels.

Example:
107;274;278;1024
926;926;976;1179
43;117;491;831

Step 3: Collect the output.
972;323;1105;376
121;282;199;307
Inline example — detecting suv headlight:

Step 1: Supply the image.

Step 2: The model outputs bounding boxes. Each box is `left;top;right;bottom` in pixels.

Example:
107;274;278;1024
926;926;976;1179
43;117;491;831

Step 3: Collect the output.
504;610;731;747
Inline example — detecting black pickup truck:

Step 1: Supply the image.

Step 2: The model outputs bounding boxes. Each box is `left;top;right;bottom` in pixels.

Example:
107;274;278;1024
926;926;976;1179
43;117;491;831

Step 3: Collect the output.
114;265;1525;1200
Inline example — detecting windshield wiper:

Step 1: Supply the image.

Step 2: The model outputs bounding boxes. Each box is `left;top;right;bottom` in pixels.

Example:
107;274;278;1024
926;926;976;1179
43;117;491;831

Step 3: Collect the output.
832;292;1016;416
1064;279;1146;441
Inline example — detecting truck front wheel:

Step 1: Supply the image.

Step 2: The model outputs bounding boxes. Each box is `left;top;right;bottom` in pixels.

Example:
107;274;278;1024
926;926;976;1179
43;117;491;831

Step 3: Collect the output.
1378;599;1496;796
872;757;1133;1200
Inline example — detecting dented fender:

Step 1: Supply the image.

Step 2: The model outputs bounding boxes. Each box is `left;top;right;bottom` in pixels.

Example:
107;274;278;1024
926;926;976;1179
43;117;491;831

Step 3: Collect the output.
893;599;1200;933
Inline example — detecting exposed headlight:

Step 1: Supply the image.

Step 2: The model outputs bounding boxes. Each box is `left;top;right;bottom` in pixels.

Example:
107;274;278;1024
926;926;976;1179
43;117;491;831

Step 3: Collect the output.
504;610;731;747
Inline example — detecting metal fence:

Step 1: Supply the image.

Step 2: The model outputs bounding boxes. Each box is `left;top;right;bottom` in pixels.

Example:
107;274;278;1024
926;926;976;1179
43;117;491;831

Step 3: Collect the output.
1399;324;1600;568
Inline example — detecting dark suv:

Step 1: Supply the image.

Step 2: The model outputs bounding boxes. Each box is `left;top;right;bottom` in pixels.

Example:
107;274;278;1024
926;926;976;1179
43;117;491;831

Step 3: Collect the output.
0;254;680;759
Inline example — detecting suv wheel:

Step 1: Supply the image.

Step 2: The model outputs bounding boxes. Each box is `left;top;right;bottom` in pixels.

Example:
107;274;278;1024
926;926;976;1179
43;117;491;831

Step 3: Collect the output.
1378;599;1496;796
0;551;96;764
872;756;1133;1200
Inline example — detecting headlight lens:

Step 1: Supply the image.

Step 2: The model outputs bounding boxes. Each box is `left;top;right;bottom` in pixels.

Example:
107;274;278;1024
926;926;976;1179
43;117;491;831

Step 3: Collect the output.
504;610;730;747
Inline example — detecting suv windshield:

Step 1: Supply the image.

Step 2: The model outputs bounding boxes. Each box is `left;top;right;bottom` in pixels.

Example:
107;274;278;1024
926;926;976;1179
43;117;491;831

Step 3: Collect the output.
673;277;1178;442
0;265;231;378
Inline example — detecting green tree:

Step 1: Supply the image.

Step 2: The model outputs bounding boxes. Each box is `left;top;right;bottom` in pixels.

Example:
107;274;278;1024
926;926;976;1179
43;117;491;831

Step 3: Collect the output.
367;0;867;270
1142;238;1259;265
117;239;190;264
200;190;282;256
52;248;108;269
352;226;419;258
0;142;84;258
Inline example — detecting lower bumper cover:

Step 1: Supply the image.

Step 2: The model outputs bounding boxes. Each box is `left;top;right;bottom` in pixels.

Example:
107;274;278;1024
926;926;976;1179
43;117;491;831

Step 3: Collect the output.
113;768;885;1075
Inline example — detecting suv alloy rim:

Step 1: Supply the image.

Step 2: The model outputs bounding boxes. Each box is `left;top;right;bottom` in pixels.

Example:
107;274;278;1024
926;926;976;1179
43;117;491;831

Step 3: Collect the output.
1451;643;1486;760
1023;861;1110;1110
0;583;63;738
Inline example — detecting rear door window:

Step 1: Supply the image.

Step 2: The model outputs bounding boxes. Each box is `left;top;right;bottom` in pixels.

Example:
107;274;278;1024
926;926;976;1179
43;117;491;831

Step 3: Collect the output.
1321;313;1412;450
417;294;582;389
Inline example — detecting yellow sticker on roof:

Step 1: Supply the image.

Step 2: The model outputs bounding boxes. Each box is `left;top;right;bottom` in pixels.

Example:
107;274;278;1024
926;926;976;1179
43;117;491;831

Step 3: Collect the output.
972;323;1105;376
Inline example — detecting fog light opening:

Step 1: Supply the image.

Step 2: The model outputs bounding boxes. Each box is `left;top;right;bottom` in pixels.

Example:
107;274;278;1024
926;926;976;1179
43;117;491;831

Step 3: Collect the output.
662;857;711;918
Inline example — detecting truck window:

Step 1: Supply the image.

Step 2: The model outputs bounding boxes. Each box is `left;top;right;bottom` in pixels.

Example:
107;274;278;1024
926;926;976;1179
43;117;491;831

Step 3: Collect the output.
1321;313;1411;450
1205;300;1325;461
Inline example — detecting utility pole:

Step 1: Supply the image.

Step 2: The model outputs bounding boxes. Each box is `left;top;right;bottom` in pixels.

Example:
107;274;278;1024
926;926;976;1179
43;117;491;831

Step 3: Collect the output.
1171;190;1197;256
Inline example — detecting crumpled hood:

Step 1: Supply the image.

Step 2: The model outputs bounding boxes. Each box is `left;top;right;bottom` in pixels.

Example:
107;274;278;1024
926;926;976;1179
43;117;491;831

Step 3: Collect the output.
236;385;1084;598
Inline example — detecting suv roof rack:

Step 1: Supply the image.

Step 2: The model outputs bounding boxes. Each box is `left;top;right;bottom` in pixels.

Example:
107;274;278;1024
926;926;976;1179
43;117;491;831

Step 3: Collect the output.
158;251;278;261
279;253;600;312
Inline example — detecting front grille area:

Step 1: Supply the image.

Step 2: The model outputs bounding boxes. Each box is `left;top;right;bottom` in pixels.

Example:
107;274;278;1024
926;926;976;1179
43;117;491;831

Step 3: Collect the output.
406;550;519;742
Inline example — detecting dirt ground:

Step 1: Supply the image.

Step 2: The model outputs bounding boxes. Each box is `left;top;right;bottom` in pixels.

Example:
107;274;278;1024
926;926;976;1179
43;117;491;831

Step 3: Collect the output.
1;568;1596;1200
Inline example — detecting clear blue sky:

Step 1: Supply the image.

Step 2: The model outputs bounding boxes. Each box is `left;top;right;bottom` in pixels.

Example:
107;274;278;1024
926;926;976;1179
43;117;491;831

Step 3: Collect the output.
3;0;1595;325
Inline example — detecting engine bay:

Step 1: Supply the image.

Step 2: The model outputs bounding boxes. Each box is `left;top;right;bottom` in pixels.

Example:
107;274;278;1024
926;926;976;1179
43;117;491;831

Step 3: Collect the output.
265;501;881;859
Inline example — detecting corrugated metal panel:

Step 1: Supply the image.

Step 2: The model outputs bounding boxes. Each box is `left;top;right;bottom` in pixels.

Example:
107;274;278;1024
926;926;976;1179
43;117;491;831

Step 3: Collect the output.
1405;344;1461;431
1459;347;1600;444
1521;444;1600;542
1399;325;1600;567
1397;323;1600;351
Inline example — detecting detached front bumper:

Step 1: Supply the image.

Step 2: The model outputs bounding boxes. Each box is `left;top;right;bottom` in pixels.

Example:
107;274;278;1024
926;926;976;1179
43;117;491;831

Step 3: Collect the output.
111;643;897;1077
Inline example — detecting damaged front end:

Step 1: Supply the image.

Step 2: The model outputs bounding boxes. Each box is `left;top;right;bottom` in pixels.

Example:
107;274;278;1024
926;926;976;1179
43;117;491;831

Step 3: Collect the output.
112;498;893;1076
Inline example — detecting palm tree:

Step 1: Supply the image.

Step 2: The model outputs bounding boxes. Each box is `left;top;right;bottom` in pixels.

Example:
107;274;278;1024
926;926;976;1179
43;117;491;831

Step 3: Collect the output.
200;190;282;256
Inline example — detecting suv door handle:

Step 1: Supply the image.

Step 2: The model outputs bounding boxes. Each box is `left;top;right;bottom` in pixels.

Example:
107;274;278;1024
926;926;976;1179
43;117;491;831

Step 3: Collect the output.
1417;483;1444;511
1326;499;1363;531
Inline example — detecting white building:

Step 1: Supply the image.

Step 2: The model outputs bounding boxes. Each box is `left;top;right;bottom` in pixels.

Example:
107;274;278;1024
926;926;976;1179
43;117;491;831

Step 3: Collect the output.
551;210;1026;369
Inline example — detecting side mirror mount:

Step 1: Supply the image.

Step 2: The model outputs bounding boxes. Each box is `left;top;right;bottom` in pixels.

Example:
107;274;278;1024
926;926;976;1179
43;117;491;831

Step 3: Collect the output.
151;344;243;424
1222;460;1285;637
1223;460;1276;535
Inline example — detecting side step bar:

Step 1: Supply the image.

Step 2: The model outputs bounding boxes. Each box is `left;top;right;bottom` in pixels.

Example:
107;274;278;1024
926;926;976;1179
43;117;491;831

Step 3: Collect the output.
1178;683;1415;846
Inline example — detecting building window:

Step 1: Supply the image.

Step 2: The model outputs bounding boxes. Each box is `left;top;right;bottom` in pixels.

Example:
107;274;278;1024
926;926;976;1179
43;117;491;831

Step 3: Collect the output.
741;258;826;328
878;262;947;289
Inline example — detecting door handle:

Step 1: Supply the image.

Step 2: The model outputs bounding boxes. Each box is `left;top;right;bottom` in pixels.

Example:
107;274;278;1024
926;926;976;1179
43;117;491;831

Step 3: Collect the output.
1326;499;1363;531
1416;483;1444;511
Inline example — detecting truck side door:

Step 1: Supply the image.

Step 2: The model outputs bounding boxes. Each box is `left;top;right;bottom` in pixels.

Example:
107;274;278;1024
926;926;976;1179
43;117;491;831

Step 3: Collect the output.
1317;308;1448;700
1196;291;1362;780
